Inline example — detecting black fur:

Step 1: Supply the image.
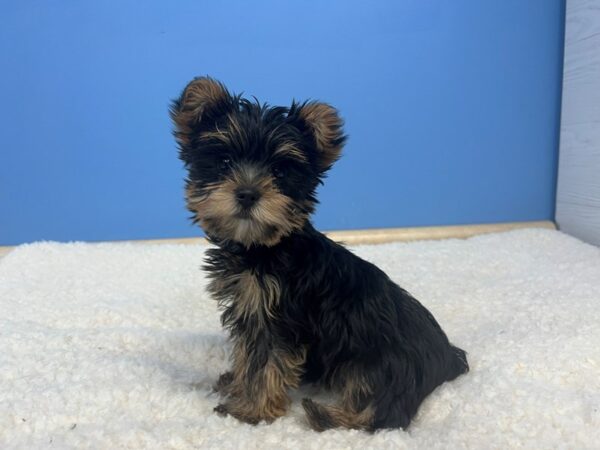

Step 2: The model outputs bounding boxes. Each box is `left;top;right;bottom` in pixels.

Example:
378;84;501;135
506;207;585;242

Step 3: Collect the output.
205;222;468;429
171;76;468;431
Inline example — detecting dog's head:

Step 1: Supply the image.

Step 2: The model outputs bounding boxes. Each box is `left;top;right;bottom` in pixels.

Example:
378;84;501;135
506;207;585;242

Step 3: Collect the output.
171;77;346;247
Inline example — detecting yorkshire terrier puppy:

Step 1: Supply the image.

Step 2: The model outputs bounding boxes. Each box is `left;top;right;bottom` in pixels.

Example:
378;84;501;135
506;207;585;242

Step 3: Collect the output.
171;77;468;431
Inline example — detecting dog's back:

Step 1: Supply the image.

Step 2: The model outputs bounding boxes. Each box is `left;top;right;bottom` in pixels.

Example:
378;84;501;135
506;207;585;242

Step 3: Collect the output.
296;228;469;430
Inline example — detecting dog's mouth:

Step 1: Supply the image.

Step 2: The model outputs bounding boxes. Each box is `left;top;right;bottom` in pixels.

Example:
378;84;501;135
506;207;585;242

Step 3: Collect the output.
188;184;308;247
235;209;253;220
224;214;281;247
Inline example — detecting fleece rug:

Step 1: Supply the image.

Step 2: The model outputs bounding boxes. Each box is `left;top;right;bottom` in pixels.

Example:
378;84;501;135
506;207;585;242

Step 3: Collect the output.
1;228;599;449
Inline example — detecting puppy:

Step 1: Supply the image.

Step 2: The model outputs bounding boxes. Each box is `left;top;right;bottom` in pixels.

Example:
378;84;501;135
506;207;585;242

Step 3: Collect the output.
171;77;468;431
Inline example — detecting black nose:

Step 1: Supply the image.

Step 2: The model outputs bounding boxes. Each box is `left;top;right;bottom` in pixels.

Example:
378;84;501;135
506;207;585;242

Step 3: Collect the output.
235;188;261;208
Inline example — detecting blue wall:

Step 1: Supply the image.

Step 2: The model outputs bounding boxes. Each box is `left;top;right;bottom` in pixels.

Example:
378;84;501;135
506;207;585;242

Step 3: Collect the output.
0;1;565;245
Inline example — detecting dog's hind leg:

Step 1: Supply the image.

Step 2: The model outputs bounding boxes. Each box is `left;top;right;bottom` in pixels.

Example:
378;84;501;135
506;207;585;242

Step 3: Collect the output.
302;372;376;431
302;398;374;431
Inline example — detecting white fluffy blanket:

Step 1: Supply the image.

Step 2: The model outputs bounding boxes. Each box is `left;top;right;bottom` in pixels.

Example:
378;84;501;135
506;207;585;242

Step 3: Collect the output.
1;229;599;449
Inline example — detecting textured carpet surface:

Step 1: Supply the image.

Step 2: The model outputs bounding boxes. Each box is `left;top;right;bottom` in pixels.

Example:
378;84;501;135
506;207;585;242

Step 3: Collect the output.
1;229;599;449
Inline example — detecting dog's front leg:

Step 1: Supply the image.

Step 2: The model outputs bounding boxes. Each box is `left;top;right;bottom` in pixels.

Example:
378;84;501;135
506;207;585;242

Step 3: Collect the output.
215;335;306;424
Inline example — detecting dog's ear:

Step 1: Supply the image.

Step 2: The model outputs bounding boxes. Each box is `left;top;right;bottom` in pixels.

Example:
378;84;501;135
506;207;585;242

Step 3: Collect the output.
170;76;234;149
290;101;346;172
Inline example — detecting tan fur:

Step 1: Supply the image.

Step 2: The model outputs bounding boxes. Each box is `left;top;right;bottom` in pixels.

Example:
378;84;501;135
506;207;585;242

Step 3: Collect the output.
212;268;306;423
273;142;308;162
221;338;307;423
230;337;251;390
210;270;280;325
308;403;374;431
342;373;373;406
198;126;232;146
198;114;247;150
303;365;375;431
186;181;238;225
171;77;229;147
224;113;246;150
185;165;307;247
209;269;282;384
298;102;344;168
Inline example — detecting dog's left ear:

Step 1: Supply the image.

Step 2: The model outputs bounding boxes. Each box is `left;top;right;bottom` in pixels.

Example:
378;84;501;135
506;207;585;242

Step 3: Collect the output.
290;101;346;172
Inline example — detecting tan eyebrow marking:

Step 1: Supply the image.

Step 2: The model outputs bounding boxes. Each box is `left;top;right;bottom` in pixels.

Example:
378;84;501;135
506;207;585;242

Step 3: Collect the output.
273;142;307;162
199;124;232;145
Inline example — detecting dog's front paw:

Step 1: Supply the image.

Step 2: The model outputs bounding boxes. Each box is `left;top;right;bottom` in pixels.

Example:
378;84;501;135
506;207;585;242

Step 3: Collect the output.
229;409;261;425
213;401;263;425
214;403;229;416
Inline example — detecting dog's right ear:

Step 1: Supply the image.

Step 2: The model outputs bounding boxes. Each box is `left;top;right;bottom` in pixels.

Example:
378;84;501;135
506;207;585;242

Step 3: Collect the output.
170;76;234;149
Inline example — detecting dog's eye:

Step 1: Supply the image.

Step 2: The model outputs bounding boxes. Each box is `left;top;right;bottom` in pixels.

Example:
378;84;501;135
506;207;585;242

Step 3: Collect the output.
219;157;231;170
273;167;286;178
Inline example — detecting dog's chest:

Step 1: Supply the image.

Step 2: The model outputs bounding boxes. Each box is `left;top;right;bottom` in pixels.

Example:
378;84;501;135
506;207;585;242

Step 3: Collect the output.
209;269;281;322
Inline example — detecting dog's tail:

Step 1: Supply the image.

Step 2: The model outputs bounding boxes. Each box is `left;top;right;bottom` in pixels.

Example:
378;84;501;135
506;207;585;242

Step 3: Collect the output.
447;345;469;381
302;398;374;432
